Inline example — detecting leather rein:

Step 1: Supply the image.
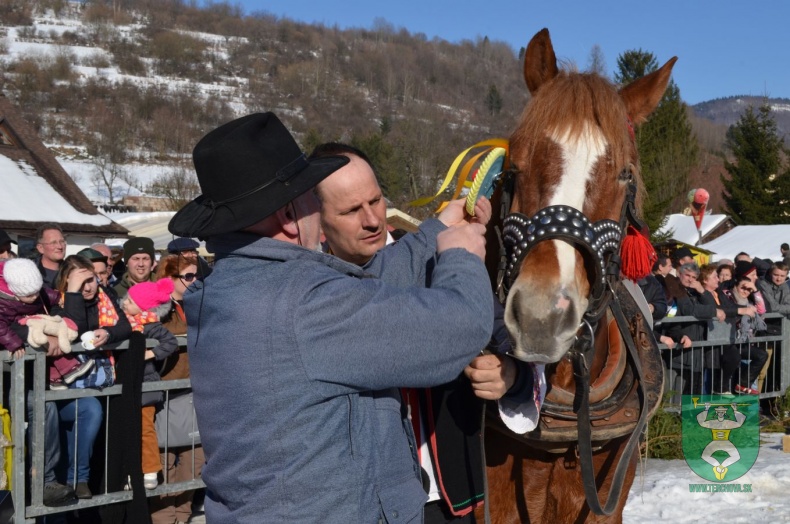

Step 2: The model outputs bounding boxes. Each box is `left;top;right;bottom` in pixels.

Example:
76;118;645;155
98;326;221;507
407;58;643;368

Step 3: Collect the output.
492;171;651;516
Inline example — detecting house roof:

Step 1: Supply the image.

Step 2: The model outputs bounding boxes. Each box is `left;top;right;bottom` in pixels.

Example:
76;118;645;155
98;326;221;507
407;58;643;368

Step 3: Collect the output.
655;213;731;245
0;93;126;237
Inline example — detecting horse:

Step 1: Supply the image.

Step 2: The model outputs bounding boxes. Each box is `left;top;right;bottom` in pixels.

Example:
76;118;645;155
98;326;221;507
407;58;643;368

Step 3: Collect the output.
476;28;675;523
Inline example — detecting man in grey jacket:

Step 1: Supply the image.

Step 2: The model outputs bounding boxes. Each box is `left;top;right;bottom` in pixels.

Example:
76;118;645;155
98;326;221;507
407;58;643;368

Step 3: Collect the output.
757;262;790;317
169;113;494;523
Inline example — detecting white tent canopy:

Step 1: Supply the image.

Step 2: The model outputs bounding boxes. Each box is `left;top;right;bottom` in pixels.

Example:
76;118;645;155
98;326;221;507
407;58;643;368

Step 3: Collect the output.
699;225;790;262
104;212;207;255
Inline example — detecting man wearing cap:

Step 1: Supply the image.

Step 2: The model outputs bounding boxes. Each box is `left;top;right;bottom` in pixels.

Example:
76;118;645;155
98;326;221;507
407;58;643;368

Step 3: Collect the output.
167;237;200;256
0;229;16;259
169;113;493;523
114;237;157;298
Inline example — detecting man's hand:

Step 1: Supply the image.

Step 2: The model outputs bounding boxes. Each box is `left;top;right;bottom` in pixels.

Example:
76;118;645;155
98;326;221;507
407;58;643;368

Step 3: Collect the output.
464;354;517;401
716;308;726;322
436;224;486;261
438;198;492;228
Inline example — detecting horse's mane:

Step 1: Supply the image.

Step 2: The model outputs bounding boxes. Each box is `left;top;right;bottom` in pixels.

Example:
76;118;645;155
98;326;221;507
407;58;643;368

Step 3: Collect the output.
510;69;645;212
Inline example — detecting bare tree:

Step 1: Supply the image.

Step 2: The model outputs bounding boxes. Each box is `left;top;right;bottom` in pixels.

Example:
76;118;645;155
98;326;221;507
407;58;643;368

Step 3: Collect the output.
90;154;131;204
147;164;200;210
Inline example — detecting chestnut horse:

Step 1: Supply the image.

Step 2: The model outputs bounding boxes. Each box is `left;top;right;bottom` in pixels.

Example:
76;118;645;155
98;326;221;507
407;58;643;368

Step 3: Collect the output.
477;29;675;523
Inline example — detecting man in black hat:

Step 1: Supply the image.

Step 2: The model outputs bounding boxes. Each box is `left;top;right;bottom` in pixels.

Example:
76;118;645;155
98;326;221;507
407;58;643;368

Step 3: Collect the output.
113;236;156;298
0;229;16;259
169;112;493;523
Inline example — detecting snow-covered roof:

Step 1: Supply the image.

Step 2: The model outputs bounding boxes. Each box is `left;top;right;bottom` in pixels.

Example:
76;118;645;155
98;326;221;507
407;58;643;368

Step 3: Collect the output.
1;155;112;226
699;224;790;262
655;213;730;245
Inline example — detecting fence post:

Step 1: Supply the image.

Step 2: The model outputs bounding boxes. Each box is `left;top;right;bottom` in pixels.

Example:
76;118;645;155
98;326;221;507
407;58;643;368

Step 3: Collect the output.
782;314;790;400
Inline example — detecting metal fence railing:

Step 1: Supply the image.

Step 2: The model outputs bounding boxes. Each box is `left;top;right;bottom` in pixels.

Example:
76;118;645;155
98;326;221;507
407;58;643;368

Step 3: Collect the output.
1;337;203;523
654;313;789;411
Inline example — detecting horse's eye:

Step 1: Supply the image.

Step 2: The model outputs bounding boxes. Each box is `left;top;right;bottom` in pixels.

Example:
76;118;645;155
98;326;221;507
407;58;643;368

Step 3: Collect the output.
618;167;634;182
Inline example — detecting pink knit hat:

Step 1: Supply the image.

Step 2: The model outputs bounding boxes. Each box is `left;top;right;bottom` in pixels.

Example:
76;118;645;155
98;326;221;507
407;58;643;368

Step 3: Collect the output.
127;279;174;312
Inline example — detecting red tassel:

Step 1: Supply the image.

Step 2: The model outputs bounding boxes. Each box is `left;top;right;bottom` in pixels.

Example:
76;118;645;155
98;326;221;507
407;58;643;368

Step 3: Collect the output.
620;225;656;281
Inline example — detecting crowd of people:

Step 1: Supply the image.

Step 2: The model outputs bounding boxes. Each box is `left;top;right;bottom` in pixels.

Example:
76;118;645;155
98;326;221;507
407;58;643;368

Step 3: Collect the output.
0;225;204;523
649;245;789;396
3;110;788;523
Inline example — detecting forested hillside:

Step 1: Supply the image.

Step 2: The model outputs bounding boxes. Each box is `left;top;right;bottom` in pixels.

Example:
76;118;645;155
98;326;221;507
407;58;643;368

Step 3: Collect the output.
1;0;777;220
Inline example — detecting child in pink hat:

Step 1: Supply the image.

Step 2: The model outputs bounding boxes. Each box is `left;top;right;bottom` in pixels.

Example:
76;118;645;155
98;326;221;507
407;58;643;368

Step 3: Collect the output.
122;278;178;490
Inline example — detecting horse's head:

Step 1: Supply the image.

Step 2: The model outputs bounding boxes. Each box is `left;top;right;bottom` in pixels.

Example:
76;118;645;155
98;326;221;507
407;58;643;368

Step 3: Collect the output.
502;29;676;363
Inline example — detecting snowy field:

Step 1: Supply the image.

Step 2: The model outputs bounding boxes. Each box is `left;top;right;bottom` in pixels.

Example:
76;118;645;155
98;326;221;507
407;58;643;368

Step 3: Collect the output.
623;432;790;523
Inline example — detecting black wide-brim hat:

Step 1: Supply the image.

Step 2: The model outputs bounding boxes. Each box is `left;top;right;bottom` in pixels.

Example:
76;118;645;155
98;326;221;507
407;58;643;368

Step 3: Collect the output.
168;112;348;239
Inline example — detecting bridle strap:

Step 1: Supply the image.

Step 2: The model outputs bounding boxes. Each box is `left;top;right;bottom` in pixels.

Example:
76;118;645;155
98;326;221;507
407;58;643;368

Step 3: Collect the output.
573;283;648;516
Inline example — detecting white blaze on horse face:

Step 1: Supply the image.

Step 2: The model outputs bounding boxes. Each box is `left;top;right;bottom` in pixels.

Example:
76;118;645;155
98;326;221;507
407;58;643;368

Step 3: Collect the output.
548;124;608;292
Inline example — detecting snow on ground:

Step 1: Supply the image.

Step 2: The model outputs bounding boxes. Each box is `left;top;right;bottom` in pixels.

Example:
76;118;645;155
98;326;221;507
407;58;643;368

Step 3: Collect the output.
623;432;790;523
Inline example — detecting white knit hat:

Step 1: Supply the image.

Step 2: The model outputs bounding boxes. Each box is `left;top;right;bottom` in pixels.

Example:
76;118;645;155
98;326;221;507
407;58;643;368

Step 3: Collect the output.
3;258;43;297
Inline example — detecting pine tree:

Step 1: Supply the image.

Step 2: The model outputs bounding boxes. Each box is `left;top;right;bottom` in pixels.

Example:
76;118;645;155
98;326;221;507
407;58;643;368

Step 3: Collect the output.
615;50;698;235
722;103;789;224
485;84;503;116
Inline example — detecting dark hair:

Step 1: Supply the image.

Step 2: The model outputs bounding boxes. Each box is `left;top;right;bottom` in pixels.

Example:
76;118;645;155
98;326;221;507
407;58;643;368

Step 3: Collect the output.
54;255;95;295
652;253;669;272
308;142;376;201
781;243;789;251
36;223;63;243
734;275;754;289
716;264;734;277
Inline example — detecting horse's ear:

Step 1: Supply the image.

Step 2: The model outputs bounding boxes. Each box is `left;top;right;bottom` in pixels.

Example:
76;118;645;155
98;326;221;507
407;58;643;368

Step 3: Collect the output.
524;28;559;95
619;57;678;125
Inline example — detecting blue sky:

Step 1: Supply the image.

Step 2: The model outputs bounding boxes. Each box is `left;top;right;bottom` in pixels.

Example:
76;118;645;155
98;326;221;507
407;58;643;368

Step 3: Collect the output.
231;1;789;105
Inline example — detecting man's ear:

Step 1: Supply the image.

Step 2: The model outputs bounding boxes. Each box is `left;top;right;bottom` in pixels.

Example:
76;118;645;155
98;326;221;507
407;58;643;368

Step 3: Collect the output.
36;243;44;255
275;205;299;237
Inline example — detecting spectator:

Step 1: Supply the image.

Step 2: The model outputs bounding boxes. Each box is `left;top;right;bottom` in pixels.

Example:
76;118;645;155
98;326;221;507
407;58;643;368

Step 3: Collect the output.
721;276;769;395
651;253;672;299
781;243;790;267
734;251;771;281
0;229;16;259
699;263;743;395
121;279;178;491
167;113;492;522
0;259;81;506
149;253;205;524
0;259;93;389
757;262;790;316
166;237;199;257
110;246;125;280
661;262;725;394
716;263;734;285
90;243;118;286
52;255;132;499
114;237;157;299
663;246;694;299
33;223;67;289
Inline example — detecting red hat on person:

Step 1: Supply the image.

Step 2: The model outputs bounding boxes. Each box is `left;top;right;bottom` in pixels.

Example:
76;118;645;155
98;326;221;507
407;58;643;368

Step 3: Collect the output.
127;279;174;312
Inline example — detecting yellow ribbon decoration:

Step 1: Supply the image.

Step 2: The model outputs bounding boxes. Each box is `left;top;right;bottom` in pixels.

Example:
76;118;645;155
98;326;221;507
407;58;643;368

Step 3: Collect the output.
409;138;509;210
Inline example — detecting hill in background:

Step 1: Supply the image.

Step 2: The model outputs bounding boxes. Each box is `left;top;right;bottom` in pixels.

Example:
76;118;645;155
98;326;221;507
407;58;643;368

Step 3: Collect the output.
0;1;782;218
